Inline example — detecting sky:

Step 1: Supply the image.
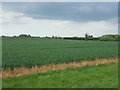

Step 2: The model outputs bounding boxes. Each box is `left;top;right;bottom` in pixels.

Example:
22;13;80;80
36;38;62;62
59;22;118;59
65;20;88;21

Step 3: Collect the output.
1;2;118;37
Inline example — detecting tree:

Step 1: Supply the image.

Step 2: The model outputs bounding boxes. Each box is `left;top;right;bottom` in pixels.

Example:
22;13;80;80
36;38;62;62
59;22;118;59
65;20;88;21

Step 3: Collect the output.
99;35;115;41
85;33;89;41
114;35;120;41
19;34;31;38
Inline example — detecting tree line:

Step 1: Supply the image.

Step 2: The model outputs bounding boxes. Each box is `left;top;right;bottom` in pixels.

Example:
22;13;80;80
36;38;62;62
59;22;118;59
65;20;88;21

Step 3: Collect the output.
1;34;120;41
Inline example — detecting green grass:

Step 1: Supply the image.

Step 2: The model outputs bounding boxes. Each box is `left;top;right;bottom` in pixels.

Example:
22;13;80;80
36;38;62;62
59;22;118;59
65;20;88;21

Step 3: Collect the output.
2;63;118;88
2;37;118;68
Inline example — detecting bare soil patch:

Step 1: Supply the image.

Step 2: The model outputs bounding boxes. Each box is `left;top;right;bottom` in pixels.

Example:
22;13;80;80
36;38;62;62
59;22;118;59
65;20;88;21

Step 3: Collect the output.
1;58;118;78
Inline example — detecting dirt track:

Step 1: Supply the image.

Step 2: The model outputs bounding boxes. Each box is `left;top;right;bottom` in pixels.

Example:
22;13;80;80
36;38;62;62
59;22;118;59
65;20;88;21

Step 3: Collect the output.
1;58;118;78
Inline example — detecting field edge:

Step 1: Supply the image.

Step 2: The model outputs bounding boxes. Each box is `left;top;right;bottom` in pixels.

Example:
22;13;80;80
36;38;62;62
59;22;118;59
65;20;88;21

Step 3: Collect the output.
1;58;118;78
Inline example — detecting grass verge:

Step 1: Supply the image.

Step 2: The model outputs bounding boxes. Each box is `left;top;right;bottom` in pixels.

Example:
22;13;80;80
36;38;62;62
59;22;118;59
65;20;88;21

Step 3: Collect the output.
2;63;118;88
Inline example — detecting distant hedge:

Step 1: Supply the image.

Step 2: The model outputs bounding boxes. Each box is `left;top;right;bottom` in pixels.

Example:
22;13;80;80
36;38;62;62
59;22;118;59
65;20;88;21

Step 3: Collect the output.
63;37;99;40
99;35;120;41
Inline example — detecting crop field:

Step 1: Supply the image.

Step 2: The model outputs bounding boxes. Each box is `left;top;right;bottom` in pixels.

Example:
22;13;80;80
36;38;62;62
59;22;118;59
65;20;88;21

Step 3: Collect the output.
2;37;118;68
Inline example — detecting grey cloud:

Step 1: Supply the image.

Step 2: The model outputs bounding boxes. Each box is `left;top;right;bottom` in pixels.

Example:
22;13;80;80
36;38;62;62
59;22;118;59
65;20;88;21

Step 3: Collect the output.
2;2;118;22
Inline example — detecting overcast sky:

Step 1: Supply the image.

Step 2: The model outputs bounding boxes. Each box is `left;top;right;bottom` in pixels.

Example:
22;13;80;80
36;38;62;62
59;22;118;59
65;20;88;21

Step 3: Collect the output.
1;2;118;37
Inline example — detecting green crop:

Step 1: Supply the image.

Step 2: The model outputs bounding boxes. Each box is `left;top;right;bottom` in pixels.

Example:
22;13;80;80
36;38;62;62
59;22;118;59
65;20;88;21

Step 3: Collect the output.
2;37;118;68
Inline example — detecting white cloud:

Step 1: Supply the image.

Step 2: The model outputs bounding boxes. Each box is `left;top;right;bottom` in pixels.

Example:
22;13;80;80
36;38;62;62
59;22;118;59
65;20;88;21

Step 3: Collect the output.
2;10;25;24
0;6;2;36
2;10;118;37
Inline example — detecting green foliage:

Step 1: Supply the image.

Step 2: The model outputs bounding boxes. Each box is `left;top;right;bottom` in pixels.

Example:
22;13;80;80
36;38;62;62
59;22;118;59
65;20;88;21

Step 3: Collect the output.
99;36;115;41
2;38;118;68
19;34;31;38
85;34;93;40
99;34;120;41
2;63;118;88
85;33;89;40
114;35;120;41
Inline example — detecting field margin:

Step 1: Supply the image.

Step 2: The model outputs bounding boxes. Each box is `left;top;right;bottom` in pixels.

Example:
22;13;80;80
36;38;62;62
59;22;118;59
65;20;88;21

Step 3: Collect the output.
1;58;118;78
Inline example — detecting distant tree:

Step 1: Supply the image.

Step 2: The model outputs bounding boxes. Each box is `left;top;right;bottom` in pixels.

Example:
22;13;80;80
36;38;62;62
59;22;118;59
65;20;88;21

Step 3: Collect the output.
114;35;120;41
2;36;9;37
45;36;48;38
90;35;93;38
19;34;31;38
52;35;58;39
52;36;55;38
13;36;17;38
85;33;89;41
44;36;50;38
99;35;115;41
2;36;5;37
28;34;31;37
54;35;58;39
89;35;93;40
57;36;62;39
